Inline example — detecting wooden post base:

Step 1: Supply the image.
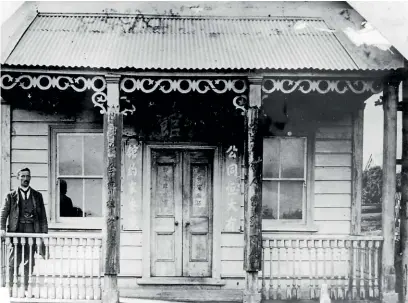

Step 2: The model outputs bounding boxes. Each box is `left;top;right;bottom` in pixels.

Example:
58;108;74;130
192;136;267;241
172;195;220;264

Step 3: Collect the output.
243;291;262;303
243;272;261;303
102;275;119;303
382;291;398;303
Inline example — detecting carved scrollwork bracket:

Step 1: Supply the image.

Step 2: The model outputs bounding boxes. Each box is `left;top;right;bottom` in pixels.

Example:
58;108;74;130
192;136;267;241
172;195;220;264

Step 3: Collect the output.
120;78;248;95
0;73;108;113
120;77;248;115
262;78;383;95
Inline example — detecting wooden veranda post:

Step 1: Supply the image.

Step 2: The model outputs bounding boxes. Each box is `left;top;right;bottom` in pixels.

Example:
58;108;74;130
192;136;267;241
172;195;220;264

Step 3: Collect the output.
243;77;263;303
401;77;408;303
0;97;11;202
382;78;400;303
351;101;365;235
102;75;123;303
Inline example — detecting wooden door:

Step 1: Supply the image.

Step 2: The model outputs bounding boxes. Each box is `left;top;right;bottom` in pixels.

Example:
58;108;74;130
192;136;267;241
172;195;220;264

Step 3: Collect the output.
150;150;183;276
151;148;213;277
183;150;213;277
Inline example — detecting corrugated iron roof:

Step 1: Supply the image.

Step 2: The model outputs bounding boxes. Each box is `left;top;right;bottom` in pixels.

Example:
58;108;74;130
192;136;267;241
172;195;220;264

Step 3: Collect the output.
2;13;404;71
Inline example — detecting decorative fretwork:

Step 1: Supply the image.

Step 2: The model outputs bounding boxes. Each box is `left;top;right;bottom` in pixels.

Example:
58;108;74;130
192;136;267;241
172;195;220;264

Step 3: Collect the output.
233;95;247;115
120;78;248;94
262;79;383;95
1;74;108;113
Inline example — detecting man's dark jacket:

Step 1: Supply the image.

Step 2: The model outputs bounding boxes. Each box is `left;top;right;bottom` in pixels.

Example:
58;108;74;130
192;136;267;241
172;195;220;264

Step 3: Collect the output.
1;188;48;234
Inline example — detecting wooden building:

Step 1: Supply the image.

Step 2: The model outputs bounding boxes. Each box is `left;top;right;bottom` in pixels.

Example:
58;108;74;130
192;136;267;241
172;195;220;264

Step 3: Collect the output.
0;2;407;303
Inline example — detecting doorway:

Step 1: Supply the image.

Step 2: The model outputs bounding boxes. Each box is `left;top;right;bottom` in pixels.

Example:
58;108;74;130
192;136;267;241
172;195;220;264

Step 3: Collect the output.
150;147;214;277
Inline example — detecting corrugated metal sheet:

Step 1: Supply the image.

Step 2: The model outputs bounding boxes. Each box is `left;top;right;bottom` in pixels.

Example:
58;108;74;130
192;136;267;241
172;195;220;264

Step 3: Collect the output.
2;14;404;70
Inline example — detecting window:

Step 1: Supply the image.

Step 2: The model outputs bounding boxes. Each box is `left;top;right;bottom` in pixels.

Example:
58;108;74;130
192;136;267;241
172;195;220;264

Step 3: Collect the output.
51;127;103;226
262;137;307;223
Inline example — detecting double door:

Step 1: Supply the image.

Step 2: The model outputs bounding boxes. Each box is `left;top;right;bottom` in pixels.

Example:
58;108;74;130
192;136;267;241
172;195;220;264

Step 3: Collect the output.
150;149;213;277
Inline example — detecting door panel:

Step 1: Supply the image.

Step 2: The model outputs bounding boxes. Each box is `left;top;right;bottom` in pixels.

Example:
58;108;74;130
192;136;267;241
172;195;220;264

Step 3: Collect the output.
151;150;182;277
151;148;213;278
183;150;213;277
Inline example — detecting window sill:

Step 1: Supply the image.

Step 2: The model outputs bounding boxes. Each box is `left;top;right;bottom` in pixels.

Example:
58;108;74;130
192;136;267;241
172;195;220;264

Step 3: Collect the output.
137;277;226;286
262;222;318;233
49;221;102;231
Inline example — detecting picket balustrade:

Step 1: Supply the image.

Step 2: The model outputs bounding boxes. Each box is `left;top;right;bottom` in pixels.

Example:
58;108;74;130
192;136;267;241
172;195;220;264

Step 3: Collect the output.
0;232;102;301
261;235;383;300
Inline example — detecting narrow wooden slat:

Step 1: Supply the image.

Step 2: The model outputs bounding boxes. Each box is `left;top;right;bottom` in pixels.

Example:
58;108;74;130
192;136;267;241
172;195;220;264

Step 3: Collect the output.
314;208;351;221
315;140;352;153
291;240;297;299
297;240;302;299
330;240;336;299
221;233;244;247
35;238;41;299
316;126;352;139
261;247;267;299
12;122;49;136
314;221;351;235
12;109;74;122
12;150;48;163
19;237;26;298
285;240;291;299
308;240;314;299
314;194;351;208
315;154;352;167
337;240;344;299
352;240;358;299
315;240;320;299
315;167;352;181
345;240;351;299
368;241;374;298
65;238;72;300
277;240;282;299
88;238;94;300
374;241;380;298
11;136;48;150
269;240;274;299
80;238;86;300
360;240;366;299
49;238;56;299
12;237;18;298
314;181;351;194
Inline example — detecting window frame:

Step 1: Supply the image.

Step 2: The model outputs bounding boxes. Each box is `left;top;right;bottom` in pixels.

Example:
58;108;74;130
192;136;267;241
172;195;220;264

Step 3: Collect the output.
49;125;104;230
262;133;317;232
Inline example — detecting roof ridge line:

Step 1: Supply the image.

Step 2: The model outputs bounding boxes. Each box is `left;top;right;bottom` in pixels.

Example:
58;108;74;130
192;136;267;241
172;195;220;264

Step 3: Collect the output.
37;12;324;21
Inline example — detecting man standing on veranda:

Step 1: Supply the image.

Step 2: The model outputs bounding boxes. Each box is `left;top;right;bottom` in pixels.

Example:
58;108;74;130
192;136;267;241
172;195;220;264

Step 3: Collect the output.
0;168;48;292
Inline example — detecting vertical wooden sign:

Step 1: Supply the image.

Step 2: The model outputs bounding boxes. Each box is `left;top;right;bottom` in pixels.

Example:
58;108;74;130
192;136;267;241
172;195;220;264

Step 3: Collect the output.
121;138;143;230
222;145;244;232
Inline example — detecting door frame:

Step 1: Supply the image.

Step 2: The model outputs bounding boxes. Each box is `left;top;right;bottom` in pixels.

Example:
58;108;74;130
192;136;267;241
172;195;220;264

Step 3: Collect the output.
142;143;222;280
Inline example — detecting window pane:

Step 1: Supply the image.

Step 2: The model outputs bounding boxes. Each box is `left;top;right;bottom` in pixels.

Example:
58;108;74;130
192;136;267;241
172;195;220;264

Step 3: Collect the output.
60;178;84;217
84;179;102;217
84;134;103;176
263;138;280;178
281;138;305;178
279;181;303;220
58;135;83;176
262;181;278;219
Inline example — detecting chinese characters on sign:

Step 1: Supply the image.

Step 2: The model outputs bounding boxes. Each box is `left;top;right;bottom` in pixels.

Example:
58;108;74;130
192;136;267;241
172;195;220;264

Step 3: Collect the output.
192;166;208;216
122;138;142;230
223;145;243;232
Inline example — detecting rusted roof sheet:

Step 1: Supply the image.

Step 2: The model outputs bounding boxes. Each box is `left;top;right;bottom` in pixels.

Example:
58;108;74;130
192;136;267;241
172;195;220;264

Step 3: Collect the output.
2;13;404;70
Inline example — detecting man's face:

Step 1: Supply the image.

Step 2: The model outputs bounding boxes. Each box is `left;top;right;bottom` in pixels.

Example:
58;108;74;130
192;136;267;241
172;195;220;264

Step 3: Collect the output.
18;171;31;187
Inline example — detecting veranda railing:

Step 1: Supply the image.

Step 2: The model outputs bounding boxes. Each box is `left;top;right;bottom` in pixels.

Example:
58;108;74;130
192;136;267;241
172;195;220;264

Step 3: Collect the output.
261;235;383;301
1;232;102;301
